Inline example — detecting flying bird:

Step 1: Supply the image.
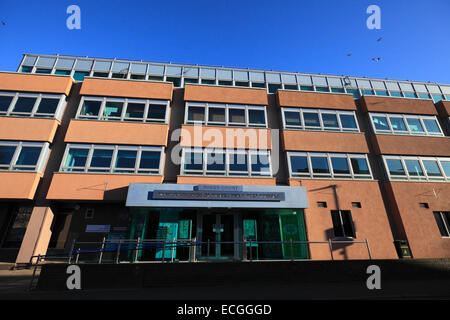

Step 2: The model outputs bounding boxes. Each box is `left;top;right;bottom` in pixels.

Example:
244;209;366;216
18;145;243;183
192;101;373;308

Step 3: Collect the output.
371;57;381;62
1;21;5;26
377;37;382;42
347;52;352;56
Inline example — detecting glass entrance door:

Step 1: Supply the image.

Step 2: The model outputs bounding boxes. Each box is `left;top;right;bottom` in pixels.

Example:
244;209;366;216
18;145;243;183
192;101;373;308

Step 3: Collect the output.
201;213;234;259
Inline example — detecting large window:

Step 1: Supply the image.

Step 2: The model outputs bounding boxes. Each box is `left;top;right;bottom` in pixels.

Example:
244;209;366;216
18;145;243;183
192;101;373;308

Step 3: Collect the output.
185;102;267;128
281;108;359;132
181;148;272;177
433;212;450;238
369;113;443;136
0;92;66;120
0;141;49;172
331;210;356;238
383;156;450;182
76;96;169;123
287;152;372;179
60;144;164;174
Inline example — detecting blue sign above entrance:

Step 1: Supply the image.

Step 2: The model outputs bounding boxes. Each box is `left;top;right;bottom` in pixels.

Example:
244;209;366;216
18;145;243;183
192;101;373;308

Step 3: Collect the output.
126;184;308;209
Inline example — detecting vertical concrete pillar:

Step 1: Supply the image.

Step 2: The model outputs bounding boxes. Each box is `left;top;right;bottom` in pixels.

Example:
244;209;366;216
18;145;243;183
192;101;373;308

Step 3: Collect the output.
15;206;54;266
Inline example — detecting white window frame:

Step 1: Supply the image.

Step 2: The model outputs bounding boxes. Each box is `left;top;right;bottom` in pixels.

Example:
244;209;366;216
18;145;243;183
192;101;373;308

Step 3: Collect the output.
382;155;449;182
76;96;170;123
369;112;444;136
287;152;372;180
60;144;164;175
281;107;359;132
0;141;49;172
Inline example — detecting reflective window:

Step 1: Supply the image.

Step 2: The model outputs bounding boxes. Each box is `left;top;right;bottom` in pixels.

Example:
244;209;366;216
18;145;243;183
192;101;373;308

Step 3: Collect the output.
372;115;389;130
383;156;450;182
406;118;424;133
0;142;48;172
282;108;358;132
386;159;405;176
303;112;320;127
370;113;443;136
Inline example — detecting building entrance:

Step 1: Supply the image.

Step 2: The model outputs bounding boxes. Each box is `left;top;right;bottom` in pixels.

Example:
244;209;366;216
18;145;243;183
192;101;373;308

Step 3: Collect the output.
199;211;236;259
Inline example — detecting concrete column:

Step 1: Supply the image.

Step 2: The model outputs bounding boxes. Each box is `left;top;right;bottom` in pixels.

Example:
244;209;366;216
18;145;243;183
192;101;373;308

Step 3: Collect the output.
15;206;54;266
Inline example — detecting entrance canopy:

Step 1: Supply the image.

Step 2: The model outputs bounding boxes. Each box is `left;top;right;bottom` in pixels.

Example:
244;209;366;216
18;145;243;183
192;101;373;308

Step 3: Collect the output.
126;183;308;209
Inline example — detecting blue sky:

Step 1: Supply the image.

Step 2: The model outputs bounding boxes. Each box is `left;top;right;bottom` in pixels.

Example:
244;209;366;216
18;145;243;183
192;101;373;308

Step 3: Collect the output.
0;0;449;83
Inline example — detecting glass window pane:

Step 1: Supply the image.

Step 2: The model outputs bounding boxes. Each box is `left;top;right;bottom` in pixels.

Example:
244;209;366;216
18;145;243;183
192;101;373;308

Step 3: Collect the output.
103;101;123;119
251;154;270;176
166;66;182;76
234;71;248;81
248;109;265;125
80;100;102;117
184;152;203;171
36;98;59;114
36;57;56;68
322;113;338;128
15;147;41;166
250;72;265;82
75;60;93;70
147;104;166;120
311;156;329;174
422;119;441;133
12;97;36;113
115;150;137;169
440;161;450;177
229;153;247;173
331;157;350;174
23;55;37;66
290;156;309;174
65;148;89;168
56;58;75;69
139;151;161;170
90;149;113;168
112;62;129;72
406;118;424;132
284;111;301;126
404;159;424;177
73;71;90;81
0;96;13;113
208;108;225;123
372;116;389;130
93;61;111;72
389;117;407;131
131;63;148;74
125;102;145;119
351;158;370;175
0;145;16;165
206;152;225;172
303;112;320;127
217;69;232;80
229;109;245;124
422;160;442;177
200;68;215;79
55;70;71;75
187;106;204;122
386;159;405;176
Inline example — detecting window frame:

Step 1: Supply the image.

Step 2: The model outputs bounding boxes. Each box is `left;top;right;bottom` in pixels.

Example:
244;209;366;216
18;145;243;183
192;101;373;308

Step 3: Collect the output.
382;155;449;182
369;112;443;136
287;152;372;180
76;96;170;123
433;211;450;238
281;107;359;132
331;210;356;239
0;141;49;172
60;144;165;174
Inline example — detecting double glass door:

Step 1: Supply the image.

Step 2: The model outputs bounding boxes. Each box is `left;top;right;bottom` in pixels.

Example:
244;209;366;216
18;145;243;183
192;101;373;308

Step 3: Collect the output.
201;213;234;259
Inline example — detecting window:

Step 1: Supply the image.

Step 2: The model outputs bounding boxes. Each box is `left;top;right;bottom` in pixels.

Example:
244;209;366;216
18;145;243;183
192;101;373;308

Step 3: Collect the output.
282;108;359;132
383;156;449;182
185;102;267;127
370;113;443;136
433;212;450;237
77;97;169;123
60;144;164;174
288;152;372;179
331;210;356;238
0;92;65;119
181;148;272;177
0;141;49;172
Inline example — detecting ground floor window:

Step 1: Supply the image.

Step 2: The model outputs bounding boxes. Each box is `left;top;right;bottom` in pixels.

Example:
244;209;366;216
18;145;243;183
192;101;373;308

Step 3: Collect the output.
331;210;356;238
433;211;450;237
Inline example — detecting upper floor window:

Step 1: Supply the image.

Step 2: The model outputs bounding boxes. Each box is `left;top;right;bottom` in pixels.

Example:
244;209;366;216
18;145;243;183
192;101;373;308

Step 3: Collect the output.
0;92;66;120
60;144;164;174
76;96;169;123
369;113;443;136
383;155;450;182
181;148;272;177
287;152;372;180
185;102;267;128
281;107;359;132
0;141;49;172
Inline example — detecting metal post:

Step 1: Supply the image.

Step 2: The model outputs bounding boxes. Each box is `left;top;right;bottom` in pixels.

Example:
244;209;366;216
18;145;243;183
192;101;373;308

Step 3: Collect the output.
249;240;253;261
29;255;41;291
242;237;248;261
171;238;175;263
365;238;372;260
190;237;197;262
134;237;141;263
161;240;166;263
99;237;106;264
75;248;80;264
328;239;334;261
115;240;122;264
207;239;210;258
290;239;294;261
